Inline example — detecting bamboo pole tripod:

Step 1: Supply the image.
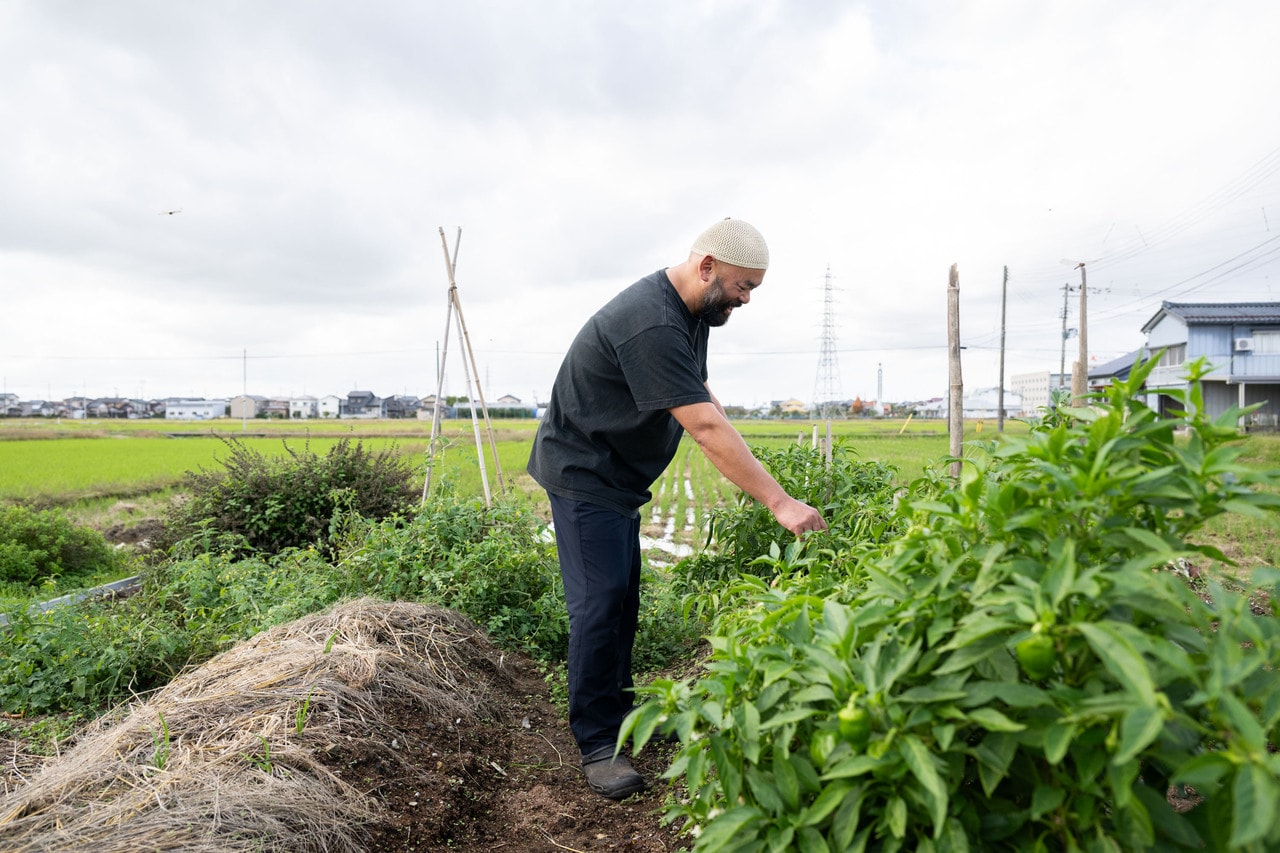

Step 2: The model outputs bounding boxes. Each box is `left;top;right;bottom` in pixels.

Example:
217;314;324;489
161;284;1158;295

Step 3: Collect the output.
422;226;506;506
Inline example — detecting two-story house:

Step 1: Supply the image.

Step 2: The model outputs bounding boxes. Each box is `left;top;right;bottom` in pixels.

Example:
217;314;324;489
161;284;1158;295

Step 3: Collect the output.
288;396;319;419
1141;301;1280;424
341;390;385;419
229;395;267;420
318;394;343;418
384;395;421;419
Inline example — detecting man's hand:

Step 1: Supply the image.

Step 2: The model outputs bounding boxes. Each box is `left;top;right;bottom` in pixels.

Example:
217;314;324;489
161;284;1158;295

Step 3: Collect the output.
771;496;827;537
669;400;827;537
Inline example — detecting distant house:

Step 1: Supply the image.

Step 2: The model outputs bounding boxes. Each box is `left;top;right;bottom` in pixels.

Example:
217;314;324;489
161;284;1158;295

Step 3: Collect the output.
229;395;267;419
61;396;90;419
165;399;227;420
963;388;1022;420
776;398;808;417
916;398;945;419
262;398;291;419
1140;301;1280;424
317;395;343;418
341;390;385;419
416;395;441;420
917;390;1021;420
450;394;536;419
385;395;421;419
20;400;57;418
89;397;142;419
289;396;318;419
1087;349;1143;392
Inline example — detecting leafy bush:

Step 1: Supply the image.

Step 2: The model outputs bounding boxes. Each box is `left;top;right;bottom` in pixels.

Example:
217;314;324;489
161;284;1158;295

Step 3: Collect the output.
628;358;1280;851
0;544;346;716
0;600;194;713
681;443;903;588
0;504;123;587
156;436;418;558
343;487;569;657
341;482;701;667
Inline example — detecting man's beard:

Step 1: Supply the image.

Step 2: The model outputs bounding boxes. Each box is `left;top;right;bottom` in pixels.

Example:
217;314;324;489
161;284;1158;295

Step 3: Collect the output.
696;277;740;327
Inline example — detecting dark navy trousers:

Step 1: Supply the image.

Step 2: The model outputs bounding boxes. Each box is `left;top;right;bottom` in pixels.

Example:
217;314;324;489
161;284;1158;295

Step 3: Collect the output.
548;493;642;758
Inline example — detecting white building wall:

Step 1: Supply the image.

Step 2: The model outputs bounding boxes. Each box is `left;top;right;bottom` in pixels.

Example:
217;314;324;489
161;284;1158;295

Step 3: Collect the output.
318;395;342;418
289;397;318;419
1010;372;1050;416
166;400;227;420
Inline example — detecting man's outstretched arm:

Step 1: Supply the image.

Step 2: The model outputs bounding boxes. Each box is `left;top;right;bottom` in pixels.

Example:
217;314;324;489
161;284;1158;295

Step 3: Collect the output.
670;400;826;537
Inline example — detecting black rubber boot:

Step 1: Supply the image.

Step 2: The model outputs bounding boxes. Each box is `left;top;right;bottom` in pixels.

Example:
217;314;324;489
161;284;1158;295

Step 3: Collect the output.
581;747;646;800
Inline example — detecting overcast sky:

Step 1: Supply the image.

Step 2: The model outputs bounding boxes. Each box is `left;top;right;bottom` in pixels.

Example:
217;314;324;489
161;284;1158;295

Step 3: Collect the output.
3;0;1279;409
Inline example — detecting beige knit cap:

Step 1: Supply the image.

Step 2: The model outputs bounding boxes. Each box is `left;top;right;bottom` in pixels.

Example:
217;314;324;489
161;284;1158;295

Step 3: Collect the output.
690;218;769;270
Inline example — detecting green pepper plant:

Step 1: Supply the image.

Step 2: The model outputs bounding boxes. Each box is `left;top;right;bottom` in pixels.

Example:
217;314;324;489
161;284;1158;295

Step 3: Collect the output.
626;357;1280;852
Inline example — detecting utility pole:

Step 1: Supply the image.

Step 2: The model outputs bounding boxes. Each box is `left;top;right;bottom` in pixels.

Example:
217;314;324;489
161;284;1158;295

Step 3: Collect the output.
997;265;1007;432
1071;262;1088;403
876;362;883;413
1059;283;1069;390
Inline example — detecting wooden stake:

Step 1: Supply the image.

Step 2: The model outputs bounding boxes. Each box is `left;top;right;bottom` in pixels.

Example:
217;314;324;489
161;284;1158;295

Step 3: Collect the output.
947;264;963;477
997;265;1007;432
422;227;506;506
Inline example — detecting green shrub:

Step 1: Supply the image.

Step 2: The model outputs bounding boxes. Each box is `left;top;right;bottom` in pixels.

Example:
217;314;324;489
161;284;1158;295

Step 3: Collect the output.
0;504;122;587
343;484;700;667
0;544;347;716
0;600;192;714
628;357;1280;851
0;479;695;719
156;436;418;558
344;489;567;657
681;443;903;588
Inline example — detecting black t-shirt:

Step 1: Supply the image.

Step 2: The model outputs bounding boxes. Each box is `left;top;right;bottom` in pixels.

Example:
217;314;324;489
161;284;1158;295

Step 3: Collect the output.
527;269;712;516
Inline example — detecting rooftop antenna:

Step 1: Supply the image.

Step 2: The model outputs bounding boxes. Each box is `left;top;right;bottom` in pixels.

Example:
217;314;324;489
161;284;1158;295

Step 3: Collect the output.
422;227;506;506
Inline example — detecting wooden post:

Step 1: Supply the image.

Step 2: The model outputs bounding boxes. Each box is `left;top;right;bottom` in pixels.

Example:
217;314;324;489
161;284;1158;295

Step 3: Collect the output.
997;265;1007;432
1072;262;1088;404
947;264;963;477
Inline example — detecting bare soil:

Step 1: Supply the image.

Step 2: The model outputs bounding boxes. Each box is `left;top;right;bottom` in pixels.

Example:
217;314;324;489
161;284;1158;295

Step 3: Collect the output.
312;651;689;852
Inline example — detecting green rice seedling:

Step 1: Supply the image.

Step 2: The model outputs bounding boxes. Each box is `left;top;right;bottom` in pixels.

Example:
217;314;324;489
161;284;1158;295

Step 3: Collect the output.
151;711;170;770
294;689;315;735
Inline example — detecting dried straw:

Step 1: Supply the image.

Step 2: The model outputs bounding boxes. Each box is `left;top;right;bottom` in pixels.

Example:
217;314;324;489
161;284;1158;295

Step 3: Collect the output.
0;598;515;852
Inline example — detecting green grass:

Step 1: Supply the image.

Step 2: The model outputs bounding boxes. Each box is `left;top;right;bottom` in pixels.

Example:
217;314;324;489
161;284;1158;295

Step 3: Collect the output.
5;418;1279;576
0;436;429;502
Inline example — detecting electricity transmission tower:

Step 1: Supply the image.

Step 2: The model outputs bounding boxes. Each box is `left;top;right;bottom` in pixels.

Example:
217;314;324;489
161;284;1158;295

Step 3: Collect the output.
812;266;844;418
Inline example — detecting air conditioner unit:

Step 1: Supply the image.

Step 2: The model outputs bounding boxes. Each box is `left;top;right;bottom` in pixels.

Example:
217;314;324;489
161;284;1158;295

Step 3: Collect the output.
1235;337;1254;352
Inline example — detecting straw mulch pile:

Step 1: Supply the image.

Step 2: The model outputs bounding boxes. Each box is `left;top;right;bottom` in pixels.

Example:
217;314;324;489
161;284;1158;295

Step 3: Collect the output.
0;599;523;852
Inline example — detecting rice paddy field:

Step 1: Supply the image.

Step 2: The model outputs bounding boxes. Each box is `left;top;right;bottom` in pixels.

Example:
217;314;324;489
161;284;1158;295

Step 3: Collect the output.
0;416;957;505
2;415;1277;569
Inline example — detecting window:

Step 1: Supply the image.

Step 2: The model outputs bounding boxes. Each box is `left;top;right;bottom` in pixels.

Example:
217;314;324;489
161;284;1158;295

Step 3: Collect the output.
1157;344;1186;367
1253;330;1280;355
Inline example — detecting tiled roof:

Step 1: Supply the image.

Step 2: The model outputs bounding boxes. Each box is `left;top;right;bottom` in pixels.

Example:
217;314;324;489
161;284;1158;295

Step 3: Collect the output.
1088;348;1144;380
1141;301;1280;333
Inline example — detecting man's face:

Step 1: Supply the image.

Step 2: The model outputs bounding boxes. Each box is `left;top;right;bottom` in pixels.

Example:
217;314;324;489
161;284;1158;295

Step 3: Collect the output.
696;265;762;327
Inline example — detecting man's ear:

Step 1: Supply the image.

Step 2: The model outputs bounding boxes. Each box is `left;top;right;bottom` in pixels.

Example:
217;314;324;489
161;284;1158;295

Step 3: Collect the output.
698;254;716;282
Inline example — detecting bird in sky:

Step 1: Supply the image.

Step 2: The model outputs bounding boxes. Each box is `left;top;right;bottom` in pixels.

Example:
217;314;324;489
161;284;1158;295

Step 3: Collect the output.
158;209;182;215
